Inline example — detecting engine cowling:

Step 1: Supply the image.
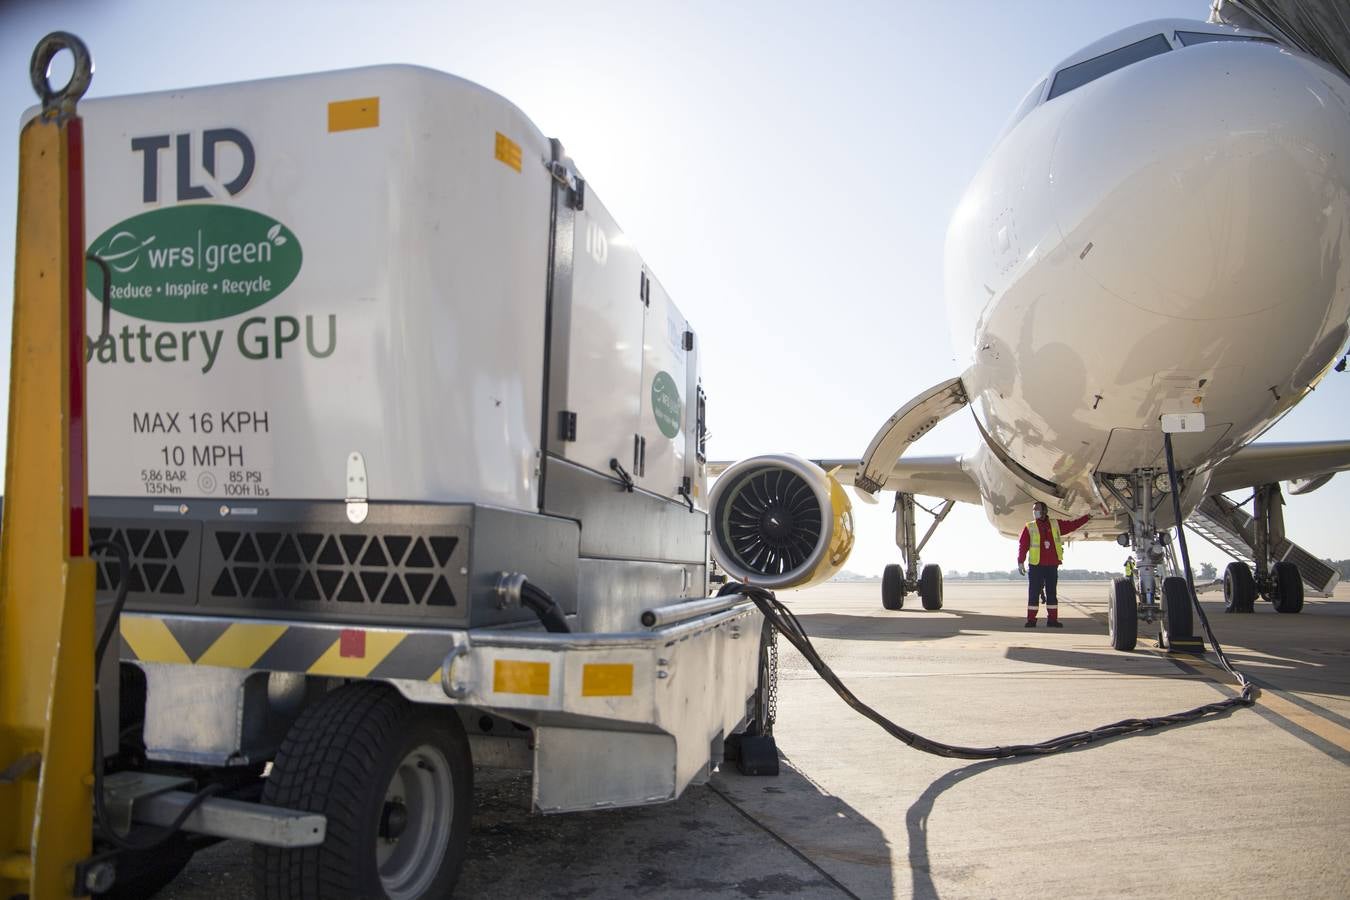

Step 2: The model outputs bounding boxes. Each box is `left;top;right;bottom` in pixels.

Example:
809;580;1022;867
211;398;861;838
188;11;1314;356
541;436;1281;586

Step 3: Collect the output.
709;454;855;590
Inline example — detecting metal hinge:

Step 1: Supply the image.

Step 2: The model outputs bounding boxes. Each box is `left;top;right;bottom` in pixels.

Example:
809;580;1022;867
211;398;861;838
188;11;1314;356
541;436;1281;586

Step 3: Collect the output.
558;410;577;442
546;159;585;210
683;330;694;351
639;271;651;307
346;451;368;524
677;475;694;512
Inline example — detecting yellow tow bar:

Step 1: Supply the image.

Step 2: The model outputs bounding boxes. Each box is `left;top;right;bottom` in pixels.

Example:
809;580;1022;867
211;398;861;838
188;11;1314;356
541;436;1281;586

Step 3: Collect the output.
0;33;97;899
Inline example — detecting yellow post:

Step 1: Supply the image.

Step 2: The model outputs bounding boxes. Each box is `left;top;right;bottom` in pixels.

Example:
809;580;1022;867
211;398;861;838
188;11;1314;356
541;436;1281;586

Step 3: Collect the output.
0;33;96;899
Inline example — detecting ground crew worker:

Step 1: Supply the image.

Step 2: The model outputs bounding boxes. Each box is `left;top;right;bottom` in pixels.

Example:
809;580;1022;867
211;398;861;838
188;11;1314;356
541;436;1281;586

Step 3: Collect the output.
1124;556;1136;578
1016;501;1091;627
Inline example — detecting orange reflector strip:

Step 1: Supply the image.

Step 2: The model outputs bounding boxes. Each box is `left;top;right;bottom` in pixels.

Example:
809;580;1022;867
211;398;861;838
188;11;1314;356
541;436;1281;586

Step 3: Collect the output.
328;97;379;132
493;660;550;695
582;663;634;697
494;132;522;172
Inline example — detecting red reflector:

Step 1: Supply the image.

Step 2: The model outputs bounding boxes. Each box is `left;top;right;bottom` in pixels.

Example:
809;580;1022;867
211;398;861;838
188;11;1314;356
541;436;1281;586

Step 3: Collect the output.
339;629;366;658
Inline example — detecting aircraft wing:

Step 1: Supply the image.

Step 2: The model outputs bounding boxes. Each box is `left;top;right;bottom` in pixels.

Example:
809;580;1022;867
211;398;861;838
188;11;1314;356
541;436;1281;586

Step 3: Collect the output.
1206;440;1350;495
708;455;983;505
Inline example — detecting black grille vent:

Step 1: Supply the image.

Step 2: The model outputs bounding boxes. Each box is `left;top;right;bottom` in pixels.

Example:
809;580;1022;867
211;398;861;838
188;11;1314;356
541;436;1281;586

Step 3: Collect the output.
91;525;191;596
209;530;462;607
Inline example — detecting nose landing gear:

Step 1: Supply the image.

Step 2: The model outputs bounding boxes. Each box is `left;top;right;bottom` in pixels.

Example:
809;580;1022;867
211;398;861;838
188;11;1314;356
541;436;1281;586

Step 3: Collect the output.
1101;469;1204;653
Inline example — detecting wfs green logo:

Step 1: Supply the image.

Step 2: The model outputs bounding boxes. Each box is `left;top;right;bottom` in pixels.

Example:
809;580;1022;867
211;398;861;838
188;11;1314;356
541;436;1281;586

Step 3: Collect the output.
651;371;682;438
87;206;302;323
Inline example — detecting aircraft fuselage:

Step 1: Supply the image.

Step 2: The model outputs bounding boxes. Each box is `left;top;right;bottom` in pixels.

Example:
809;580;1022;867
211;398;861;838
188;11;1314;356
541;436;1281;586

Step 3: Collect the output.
945;20;1350;537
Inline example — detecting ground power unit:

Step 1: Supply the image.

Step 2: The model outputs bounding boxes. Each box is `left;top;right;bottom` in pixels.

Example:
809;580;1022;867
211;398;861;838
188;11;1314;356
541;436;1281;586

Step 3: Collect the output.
64;64;769;897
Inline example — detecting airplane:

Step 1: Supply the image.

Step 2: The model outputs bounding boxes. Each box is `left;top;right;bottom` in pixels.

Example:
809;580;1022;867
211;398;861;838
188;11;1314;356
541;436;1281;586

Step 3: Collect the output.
707;16;1350;652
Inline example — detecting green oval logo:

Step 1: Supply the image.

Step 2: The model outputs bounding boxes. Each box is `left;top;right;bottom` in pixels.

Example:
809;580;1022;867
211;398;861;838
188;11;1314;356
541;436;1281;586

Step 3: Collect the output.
86;205;302;322
651;370;682;439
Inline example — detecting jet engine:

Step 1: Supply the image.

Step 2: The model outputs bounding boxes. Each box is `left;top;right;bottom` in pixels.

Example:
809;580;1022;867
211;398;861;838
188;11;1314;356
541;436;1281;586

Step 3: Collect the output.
708;454;855;590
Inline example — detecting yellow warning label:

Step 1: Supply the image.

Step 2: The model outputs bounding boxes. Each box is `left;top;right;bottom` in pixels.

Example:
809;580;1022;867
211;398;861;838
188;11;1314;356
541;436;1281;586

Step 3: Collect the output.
328;97;380;132
582;663;634;697
494;659;550;695
494;132;523;172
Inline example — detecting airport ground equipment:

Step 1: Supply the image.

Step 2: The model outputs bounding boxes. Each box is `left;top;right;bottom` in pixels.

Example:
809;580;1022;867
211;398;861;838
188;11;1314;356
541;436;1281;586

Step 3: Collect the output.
5;40;775;898
1;32;99;900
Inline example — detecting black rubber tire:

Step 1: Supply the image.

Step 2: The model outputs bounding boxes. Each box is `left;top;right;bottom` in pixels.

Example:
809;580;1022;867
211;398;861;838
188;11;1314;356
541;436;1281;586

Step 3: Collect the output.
1271;560;1304;614
1109;577;1137;652
99;833;194;899
919;564;943;611
882;563;904;610
254;682;472;900
1223;561;1256;613
1161;576;1193;647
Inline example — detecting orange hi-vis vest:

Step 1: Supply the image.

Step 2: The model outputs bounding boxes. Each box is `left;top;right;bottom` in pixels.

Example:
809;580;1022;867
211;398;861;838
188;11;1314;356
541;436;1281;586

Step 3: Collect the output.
1026;518;1063;565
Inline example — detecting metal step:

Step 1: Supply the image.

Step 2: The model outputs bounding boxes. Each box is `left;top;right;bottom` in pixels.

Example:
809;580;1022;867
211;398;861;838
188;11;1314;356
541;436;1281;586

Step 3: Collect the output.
1187;495;1337;596
1187;496;1254;564
1185;519;1253;565
1273;538;1341;595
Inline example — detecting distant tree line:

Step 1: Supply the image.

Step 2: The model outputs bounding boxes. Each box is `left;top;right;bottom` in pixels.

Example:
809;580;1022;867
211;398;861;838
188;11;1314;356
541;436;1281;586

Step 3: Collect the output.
835;560;1349;584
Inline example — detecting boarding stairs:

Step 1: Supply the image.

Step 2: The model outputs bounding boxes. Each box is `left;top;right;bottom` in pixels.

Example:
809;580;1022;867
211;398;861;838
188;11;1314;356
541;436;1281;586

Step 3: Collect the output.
1188;495;1340;596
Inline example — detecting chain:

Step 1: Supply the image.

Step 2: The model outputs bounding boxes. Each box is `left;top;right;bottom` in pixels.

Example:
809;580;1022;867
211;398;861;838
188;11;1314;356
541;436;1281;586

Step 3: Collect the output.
759;617;778;734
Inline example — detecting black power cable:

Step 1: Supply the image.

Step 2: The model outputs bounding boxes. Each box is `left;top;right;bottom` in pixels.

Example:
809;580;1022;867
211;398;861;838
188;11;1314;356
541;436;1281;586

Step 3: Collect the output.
1162;432;1256;703
520;580;571;633
728;436;1255;759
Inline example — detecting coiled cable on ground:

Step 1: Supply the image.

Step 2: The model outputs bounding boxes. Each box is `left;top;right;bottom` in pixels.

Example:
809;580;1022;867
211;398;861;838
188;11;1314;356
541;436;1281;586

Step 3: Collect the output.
728;435;1255;759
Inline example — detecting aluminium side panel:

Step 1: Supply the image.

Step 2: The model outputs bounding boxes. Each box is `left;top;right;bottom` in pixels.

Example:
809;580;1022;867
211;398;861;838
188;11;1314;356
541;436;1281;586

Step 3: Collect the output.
637;274;690;502
78;65;551;513
552;189;645;478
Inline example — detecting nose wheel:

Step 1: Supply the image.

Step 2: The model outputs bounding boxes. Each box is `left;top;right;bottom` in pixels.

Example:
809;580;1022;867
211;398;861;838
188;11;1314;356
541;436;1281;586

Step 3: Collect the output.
1109;577;1137;651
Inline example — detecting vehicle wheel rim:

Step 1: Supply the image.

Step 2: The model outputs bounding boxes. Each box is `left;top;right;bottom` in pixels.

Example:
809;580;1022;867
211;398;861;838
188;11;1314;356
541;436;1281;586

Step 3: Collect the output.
376;743;454;899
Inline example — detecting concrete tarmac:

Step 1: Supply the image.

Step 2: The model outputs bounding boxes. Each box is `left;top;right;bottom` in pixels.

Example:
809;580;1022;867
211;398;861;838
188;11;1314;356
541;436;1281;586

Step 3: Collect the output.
163;580;1350;899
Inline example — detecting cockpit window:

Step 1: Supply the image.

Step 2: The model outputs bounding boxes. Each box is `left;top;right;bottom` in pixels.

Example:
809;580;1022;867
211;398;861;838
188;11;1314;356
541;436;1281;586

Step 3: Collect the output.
1175;30;1276;47
1047;33;1172;101
994;77;1048;143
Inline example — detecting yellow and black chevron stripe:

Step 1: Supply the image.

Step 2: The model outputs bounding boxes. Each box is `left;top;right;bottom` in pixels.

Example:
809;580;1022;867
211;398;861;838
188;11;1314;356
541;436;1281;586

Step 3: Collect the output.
119;613;449;681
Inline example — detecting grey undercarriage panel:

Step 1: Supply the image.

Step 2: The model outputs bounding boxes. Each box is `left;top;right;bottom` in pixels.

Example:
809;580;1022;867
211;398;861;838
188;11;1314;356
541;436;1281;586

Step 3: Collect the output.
90;498;579;628
541;456;708;564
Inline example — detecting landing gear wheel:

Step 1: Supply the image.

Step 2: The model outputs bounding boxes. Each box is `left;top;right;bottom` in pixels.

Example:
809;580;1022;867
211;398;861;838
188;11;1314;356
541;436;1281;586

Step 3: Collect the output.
1161;576;1193;648
1109;577;1137;651
919;564;943;610
255;682;472;900
1223;562;1256;614
1271;561;1304;614
881;563;905;610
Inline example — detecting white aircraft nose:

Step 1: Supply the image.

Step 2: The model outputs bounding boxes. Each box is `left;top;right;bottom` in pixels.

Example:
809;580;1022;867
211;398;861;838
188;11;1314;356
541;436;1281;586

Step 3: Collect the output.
1050;40;1350;322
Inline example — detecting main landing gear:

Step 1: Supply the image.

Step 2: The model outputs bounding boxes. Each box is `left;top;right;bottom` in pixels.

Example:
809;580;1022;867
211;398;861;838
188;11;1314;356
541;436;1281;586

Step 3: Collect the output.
1100;469;1203;653
1222;558;1303;614
1218;483;1304;615
880;492;950;612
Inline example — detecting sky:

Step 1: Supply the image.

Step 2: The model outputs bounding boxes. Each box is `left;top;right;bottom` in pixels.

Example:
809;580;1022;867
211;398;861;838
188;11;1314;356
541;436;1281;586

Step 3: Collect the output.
1;0;1347;577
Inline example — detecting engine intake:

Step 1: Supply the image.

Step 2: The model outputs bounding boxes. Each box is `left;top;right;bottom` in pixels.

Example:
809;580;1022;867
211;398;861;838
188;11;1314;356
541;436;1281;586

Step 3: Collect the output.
709;454;854;590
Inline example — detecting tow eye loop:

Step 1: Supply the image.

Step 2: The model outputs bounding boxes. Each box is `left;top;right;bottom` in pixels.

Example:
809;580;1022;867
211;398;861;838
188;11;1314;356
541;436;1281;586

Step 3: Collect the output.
30;31;92;120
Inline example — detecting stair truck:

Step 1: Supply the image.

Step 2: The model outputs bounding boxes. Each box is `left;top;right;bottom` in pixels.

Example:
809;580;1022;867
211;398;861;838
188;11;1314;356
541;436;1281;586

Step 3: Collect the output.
4;43;856;897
